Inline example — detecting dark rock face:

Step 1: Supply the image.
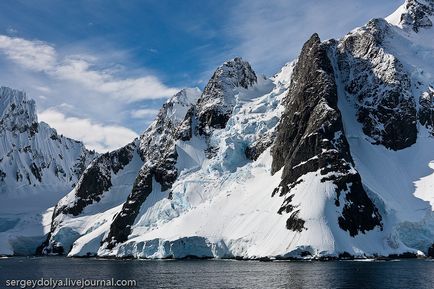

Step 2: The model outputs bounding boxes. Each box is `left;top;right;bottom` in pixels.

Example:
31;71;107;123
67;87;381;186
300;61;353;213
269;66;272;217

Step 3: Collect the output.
196;57;257;135
53;143;136;218
104;169;154;249
40;142;137;255
104;153;178;249
286;210;305;232
176;107;195;141
245;136;274;161
428;244;434;257
0;169;5;182
337;19;417;151
29;163;42;182
198;112;230;135
418;88;434;131
271;34;383;236
400;0;434;32
333;175;383;237
103;103;186;248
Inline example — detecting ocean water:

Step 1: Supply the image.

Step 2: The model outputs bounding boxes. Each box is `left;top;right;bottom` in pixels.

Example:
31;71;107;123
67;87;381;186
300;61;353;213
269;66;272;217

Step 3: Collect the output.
1;257;434;288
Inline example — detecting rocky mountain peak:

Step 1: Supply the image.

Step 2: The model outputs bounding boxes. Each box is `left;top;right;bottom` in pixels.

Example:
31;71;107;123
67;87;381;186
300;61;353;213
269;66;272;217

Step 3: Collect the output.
0;86;38;134
170;87;202;106
216;57;257;89
196;57;257;135
388;0;434;32
337;16;418;151
158;87;201;126
403;0;434;31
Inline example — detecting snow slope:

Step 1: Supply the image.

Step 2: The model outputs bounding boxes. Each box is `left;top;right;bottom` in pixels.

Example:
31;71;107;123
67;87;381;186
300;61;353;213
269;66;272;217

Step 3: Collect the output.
335;0;434;253
103;75;288;258
0;86;96;255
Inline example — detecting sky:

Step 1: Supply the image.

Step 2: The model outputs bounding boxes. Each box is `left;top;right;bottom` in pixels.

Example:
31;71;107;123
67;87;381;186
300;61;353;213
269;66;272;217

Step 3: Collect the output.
0;0;403;152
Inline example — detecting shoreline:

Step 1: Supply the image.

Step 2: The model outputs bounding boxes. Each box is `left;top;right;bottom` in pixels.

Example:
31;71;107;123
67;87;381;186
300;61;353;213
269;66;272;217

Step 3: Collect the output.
1;253;432;262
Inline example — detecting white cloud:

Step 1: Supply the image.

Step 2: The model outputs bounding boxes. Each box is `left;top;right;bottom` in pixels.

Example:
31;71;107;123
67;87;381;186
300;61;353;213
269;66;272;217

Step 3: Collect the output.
57;103;75;110
0;35;56;71
130;108;160;119
0;35;178;102
34;85;51;93
38;108;138;152
0;34;182;151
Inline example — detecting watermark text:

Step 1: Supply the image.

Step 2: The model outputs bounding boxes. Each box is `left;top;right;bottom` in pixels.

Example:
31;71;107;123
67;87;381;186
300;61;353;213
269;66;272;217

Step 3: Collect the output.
4;278;137;288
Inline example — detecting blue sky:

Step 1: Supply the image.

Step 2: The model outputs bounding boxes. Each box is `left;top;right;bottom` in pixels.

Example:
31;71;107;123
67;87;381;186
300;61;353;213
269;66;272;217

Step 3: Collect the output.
0;0;402;151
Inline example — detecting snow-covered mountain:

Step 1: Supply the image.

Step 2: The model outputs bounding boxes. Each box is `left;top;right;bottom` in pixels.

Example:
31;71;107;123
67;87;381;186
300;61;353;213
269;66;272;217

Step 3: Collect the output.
0;86;96;255
5;0;434;259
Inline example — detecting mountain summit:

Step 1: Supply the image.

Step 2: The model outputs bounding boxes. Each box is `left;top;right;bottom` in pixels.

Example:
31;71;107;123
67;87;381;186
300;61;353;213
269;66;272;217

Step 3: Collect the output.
387;0;434;31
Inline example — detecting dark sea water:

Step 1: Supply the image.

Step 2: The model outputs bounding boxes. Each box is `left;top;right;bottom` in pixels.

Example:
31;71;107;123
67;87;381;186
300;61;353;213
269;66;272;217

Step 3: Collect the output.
1;257;434;289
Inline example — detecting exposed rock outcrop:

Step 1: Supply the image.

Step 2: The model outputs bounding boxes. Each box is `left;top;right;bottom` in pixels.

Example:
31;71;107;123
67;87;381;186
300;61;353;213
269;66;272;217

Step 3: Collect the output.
428;244;434;257
337;19;417;150
271;34;383;236
400;0;434;32
53;142;137;218
196;57;257;135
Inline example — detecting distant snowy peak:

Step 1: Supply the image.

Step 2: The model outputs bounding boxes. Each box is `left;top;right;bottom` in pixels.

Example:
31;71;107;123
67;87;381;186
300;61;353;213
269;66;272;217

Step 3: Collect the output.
139;87;202;154
0;86;38;134
272;60;297;88
171;87;202;105
161;87;202;125
387;0;434;31
196;57;257;135
0;86;97;215
216;57;257;89
0;85;98;255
